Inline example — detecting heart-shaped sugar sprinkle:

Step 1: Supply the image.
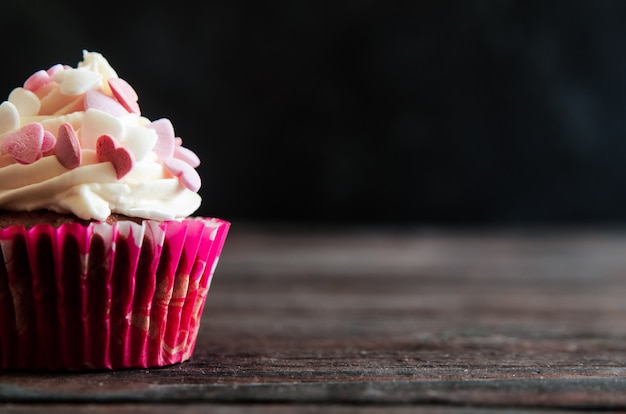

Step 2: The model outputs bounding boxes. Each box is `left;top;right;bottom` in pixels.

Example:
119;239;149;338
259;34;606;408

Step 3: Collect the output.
96;134;135;179
163;157;201;192
120;125;157;161
42;130;57;155
0;101;20;135
46;64;66;77
108;77;140;114
0;122;44;164
173;146;200;167
55;123;81;169
147;118;175;160
81;108;125;150
84;90;127;116
54;68;102;96
23;70;52;92
8;87;41;116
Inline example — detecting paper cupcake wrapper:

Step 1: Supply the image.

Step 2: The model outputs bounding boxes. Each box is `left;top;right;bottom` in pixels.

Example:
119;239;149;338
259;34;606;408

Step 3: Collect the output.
0;217;229;371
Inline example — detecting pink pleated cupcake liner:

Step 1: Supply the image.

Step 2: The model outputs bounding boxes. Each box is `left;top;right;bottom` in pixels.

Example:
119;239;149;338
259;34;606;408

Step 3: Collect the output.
0;217;230;371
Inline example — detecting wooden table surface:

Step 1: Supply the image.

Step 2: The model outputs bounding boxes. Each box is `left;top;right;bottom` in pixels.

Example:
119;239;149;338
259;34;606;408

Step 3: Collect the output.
2;224;626;412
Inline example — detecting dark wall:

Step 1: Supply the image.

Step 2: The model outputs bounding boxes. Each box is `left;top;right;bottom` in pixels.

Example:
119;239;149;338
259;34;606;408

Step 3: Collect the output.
2;1;626;226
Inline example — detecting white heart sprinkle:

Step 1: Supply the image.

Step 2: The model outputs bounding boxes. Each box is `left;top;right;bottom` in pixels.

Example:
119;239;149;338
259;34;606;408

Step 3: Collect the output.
54;69;102;96
0;101;20;135
80;108;125;150
121;125;158;161
8;87;40;116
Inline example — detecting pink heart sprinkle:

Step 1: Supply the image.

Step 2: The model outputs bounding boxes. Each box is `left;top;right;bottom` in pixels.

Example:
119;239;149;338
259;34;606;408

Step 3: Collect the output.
42;130;57;155
23;70;52;92
47;64;66;76
55;123;81;169
147;118;175;160
0;122;44;164
163;158;201;192
96;134;135;179
84;90;128;116
108;77;140;114
173;146;200;168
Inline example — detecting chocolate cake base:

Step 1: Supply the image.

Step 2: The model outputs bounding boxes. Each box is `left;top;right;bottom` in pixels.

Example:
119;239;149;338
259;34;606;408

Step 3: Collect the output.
0;210;143;229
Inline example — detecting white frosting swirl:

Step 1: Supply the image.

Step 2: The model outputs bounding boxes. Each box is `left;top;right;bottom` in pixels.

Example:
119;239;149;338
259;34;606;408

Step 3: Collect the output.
0;51;201;221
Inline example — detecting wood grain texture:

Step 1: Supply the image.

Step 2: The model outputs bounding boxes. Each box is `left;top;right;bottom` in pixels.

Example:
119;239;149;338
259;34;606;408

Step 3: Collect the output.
2;225;626;411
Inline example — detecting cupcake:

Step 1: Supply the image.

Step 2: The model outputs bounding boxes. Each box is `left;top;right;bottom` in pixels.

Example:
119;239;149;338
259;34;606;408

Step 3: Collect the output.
0;50;230;370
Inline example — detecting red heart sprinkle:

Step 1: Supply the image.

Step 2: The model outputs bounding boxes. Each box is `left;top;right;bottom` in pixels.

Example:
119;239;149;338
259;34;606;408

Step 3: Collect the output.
96;134;135;179
55;123;81;169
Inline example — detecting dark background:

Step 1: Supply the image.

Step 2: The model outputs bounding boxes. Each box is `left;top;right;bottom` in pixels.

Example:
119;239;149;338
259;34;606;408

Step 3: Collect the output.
2;1;626;226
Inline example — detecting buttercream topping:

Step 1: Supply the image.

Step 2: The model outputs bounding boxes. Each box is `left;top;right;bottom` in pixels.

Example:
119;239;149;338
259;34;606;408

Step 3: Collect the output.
0;50;201;221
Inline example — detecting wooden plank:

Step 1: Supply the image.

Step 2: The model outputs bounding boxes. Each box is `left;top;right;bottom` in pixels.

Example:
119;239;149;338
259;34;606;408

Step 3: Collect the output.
3;377;626;407
0;403;586;414
2;226;626;410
